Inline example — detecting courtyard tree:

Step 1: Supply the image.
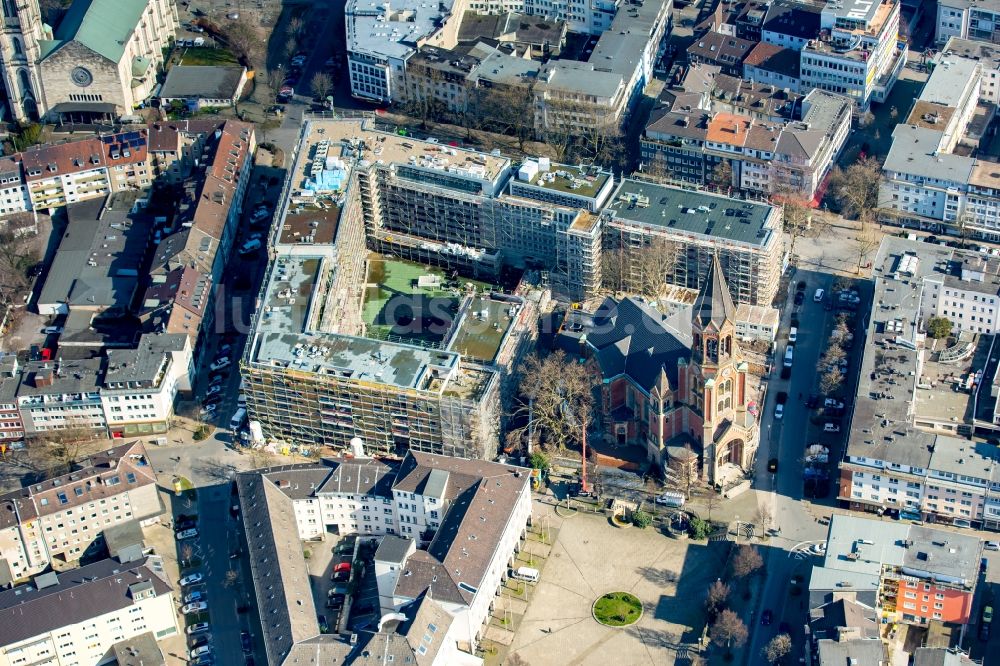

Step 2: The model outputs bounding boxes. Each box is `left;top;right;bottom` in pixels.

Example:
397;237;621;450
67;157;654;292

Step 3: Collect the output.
777;192;814;258
515;351;594;452
731;544;763;580
222;16;266;70
628;237;677;301
829;156;883;226
754;504;773;533
0;228;39;309
474;83;536;153
711;609;749;658
927;316;953;340
310;72;333;102
705;580;730;620
180;544;195;567
710;160;734;192
529;451;551;475
763;633;792;664
28;425;94;476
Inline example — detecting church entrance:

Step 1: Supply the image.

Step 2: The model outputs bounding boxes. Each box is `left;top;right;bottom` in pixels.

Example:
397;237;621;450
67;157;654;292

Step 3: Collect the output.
727;439;744;465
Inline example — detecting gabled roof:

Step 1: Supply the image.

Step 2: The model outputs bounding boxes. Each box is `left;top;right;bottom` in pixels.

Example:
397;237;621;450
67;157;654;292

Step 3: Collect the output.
693;254;736;330
581;297;693;393
49;0;149;64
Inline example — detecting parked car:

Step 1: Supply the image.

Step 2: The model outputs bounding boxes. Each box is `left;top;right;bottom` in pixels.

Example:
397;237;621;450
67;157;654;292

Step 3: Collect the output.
823;423;841;433
241;631;253;654
776;392;788;404
774;403;784;420
986;541;1000;551
761;609;773;625
187;622;210;635
202;395;222;407
184;590;206;604
806;394;820;409
332;568;350;583
326;592;345;610
189;646;212;660
809;542;827;555
793;292;804;306
176;516;198;531
180;573;204;587
199;404;217;416
767;458;778;473
210;357;231;371
176;528;199;540
182;601;209;615
206;385;222;396
42;326;64;335
824;398;844;409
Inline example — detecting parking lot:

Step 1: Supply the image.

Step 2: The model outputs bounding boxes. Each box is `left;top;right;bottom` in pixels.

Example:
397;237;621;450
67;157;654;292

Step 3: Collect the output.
505;499;726;665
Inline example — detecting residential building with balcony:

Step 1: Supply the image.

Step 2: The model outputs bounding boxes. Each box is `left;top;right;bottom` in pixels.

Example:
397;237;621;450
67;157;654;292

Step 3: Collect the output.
800;0;906;109
937;0;1000;45
815;515;979;626
237;451;532;665
0;156;29;217
0;356;24;446
19;130;150;212
0;556;178;666
641;88;852;201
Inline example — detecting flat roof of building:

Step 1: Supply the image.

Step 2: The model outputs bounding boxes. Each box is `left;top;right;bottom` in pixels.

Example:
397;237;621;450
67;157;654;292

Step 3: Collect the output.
518;161;611;198
922;56;980;108
820;514;980;586
346;0;452;60
159;65;245;100
883;124;975;184
605;179;777;248
825;0;883;24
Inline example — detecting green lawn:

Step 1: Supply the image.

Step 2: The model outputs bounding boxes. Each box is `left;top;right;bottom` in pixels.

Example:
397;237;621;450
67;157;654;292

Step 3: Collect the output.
179;47;239;67
593;592;642;627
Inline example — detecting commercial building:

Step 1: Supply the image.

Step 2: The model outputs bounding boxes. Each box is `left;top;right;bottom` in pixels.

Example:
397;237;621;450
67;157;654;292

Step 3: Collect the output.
800;0;906;110
813;515;979;626
0;0;177;123
942;37;1000;105
158;65;248;112
837;237;1000;528
641;88;852;200
555;264;761;485
762;0;824;50
601;179;784;306
878;54;1000;239
0;556;178;666
36;193;150;317
237;450;532;665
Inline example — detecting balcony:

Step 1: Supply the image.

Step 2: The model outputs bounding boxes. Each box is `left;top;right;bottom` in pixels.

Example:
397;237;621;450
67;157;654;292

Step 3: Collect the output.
871;45;908;104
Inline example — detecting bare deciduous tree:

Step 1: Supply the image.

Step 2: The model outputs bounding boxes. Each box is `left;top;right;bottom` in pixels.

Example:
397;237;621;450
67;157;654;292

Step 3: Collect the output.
829;156;883;226
223;17;266;69
819;367;843;396
763;633;792;664
248;447;276;469
180;543;194;566
667;443;698;499
710;160;734;193
731;544;763;579
711;609;748;656
513;351;594;452
223;569;240;588
754;504;773;532
853;226;880;273
705;580;730;619
310;72;333;102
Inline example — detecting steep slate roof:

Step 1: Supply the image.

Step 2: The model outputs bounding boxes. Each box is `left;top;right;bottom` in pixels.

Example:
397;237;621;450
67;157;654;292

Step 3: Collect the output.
693;254;736;330
582;297;693;393
0;557;170;646
47;0;149;63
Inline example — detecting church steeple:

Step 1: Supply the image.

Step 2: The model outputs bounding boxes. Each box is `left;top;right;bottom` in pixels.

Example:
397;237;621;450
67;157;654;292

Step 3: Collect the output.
692;254;736;332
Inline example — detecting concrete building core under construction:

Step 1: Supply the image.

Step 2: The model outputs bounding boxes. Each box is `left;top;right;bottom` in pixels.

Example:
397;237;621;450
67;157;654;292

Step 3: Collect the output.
242;119;783;458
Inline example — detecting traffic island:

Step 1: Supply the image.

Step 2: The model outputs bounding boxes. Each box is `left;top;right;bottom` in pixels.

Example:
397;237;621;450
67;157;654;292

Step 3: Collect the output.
592;592;643;627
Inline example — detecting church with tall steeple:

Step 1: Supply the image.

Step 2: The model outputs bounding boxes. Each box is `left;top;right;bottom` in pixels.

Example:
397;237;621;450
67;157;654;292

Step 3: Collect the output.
556;254;760;485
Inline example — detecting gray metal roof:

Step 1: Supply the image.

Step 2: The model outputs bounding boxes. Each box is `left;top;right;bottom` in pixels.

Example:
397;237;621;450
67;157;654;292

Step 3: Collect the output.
912;647;978;666
159;65;245;101
374;535;414;565
346;0;451;60
538;62;624;98
605;179;777;247
38;192;149;312
816;638;888;666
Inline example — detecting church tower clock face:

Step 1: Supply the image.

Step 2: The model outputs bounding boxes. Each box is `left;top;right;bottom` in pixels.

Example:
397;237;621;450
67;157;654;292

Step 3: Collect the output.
71;66;93;87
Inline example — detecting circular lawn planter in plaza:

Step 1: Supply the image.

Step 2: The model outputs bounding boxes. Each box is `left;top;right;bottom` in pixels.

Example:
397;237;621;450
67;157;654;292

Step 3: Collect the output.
592;592;643;627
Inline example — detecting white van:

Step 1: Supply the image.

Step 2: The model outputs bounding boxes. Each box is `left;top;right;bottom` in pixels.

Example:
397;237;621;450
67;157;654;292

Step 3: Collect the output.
813;288;825;302
655;491;686;507
230;407;247;430
788;327;798;343
511;566;539;583
783;346;794;368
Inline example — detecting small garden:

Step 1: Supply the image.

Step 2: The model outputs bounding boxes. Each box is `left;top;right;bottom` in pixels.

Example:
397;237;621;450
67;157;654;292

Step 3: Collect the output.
179;47;239;67
592;592;642;627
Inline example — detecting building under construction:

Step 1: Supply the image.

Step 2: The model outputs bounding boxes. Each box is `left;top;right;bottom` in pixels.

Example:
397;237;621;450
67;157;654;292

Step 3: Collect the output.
602;179;785;306
242;119;781;458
